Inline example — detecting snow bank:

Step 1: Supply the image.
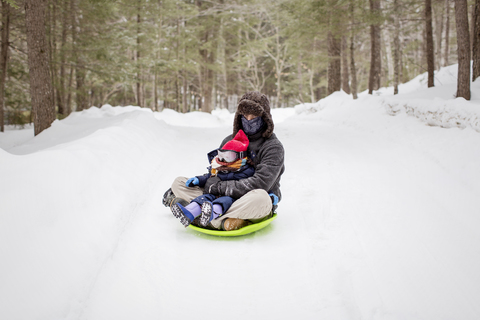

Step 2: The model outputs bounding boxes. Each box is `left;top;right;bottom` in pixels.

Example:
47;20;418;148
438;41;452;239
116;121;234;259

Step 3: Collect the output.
294;64;480;133
383;95;480;132
0;108;175;319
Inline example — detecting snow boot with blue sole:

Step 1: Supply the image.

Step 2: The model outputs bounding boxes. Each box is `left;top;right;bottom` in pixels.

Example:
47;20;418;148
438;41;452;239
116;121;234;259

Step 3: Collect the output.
199;201;213;227
171;202;194;227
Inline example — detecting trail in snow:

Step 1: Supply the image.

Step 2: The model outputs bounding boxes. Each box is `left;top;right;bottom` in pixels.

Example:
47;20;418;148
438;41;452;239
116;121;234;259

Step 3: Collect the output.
73;109;480;320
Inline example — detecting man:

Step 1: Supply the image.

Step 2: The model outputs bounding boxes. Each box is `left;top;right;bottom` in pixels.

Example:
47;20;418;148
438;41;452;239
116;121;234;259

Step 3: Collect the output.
163;91;285;231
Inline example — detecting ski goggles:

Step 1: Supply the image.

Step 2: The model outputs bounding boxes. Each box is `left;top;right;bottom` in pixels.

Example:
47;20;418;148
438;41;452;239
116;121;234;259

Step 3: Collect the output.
217;149;246;163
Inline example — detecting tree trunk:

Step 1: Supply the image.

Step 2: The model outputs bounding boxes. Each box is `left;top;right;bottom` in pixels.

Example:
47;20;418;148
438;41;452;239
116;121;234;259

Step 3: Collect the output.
383;27;394;87
71;0;86;111
47;0;57;115
444;0;451;66
350;35;358;99
183;72;187;112
472;0;480;81
57;0;68;116
136;3;142;108
426;0;435;87
471;3;476;54
341;36;350;94
219;17;228;104
25;0;56;135
0;1;11;132
368;0;381;94
154;64;158;111
297;59;304;103
66;65;73;113
327;31;341;95
434;0;444;70
200;30;215;113
454;0;471;100
349;0;358;99
309;37;317;102
274;26;285;108
182;19;187;112
393;0;400;94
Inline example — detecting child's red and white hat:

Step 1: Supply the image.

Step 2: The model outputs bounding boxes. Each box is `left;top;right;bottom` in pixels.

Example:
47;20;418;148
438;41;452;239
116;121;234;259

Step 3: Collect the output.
222;129;249;152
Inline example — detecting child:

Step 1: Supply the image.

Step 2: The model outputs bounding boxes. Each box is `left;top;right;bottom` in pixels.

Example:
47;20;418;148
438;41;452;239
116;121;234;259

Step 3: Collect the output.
171;130;255;228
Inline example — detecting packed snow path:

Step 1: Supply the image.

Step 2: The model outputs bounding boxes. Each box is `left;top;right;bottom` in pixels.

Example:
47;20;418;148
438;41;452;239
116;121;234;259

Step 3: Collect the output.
1;97;480;319
80;108;480;320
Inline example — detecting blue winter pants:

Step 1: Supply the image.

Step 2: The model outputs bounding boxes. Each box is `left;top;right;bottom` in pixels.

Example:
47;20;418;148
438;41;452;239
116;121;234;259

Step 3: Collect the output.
190;194;234;214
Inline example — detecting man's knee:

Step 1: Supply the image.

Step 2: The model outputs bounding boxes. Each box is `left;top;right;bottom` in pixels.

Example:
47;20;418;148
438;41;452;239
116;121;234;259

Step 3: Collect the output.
238;189;273;216
246;189;271;206
172;176;187;187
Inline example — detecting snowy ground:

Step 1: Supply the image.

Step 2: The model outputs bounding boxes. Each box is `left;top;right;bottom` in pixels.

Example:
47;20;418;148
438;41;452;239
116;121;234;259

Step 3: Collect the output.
1;65;480;320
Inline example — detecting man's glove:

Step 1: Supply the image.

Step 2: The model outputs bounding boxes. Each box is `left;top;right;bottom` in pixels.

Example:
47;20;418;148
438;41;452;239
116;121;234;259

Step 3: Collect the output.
204;176;222;195
207;183;221;196
269;193;279;206
186;177;199;187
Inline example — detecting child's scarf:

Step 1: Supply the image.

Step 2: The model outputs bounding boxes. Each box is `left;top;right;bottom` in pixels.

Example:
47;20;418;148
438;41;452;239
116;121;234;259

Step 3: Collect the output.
210;156;247;176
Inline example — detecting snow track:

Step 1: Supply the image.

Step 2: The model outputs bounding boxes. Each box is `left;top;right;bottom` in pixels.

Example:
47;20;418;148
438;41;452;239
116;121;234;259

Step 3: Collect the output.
1;93;480;319
81;113;479;320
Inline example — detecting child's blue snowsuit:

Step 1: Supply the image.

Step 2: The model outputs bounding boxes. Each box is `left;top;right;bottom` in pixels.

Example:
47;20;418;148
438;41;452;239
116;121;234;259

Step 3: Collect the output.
189;149;255;214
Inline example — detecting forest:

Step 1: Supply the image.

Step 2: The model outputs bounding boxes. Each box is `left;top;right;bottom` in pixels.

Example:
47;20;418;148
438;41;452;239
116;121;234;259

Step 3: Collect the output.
1;0;479;135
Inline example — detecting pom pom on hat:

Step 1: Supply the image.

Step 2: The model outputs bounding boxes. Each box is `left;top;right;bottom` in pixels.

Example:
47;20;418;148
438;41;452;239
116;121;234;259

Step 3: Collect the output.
222;129;249;152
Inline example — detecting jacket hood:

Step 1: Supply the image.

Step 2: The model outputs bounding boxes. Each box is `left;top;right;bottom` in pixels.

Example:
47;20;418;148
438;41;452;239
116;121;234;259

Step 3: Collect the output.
233;91;274;138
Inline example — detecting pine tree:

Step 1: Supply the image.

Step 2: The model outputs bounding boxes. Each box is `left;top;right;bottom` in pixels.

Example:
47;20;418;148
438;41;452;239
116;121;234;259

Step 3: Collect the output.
1;1;11;132
425;0;435;87
444;0;451;67
25;0;56;135
369;0;382;94
454;0;470;100
472;0;480;81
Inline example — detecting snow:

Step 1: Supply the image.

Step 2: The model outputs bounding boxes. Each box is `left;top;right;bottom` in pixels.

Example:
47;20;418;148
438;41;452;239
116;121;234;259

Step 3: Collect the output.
1;64;480;320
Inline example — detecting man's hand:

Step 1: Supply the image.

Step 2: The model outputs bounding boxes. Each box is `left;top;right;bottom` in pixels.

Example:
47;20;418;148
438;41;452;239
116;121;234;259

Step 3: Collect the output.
269;193;279;206
204;176;222;195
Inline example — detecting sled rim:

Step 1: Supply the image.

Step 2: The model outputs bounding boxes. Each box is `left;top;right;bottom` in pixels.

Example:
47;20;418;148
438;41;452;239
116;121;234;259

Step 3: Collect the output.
188;213;277;237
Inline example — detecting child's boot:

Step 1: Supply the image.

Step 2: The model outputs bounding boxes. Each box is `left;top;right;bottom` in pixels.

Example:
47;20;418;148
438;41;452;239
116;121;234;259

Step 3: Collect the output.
199;202;223;227
172;202;201;227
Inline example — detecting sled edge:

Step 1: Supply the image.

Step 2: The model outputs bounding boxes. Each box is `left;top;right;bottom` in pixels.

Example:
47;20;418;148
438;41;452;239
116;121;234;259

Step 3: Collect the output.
188;213;277;237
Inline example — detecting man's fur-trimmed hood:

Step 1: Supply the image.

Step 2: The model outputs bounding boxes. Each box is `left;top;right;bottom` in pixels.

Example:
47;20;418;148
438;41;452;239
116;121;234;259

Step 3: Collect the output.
233;91;274;138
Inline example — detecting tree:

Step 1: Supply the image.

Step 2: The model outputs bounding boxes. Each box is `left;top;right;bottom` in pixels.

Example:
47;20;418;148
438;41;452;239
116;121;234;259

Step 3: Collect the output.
136;0;143;108
341;36;350;94
326;0;343;95
425;0;434;87
444;0;451;66
368;0;381;94
349;35;358;99
1;0;11;132
3;0;475;116
454;0;470;100
25;0;56;135
433;0;444;70
472;0;480;81
58;0;70;116
349;0;358;99
393;0;401;94
327;31;341;94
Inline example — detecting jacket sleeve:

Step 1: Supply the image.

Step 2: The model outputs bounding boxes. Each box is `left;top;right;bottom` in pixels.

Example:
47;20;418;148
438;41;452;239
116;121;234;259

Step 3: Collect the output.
215;141;284;199
196;172;211;188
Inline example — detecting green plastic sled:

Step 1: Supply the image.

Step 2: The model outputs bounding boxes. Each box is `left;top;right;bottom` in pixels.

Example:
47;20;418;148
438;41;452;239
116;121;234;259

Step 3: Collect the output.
188;213;277;237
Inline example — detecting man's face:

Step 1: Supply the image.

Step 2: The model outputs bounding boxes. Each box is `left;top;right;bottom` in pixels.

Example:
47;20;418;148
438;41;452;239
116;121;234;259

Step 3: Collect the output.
244;114;258;121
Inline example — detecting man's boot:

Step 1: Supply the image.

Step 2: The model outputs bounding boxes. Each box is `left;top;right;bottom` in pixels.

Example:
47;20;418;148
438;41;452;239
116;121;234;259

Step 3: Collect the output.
162;188;175;207
162;188;188;208
222;218;251;231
